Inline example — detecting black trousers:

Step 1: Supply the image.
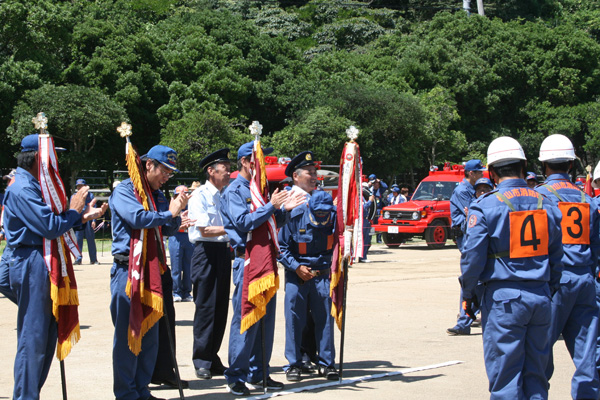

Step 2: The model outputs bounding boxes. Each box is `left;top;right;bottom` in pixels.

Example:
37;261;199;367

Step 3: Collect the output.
191;241;231;370
152;267;177;382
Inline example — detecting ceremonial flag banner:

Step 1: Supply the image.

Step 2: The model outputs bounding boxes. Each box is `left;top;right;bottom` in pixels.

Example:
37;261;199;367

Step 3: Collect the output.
240;139;280;334
38;134;81;360
330;133;363;330
584;173;594;197
123;130;166;355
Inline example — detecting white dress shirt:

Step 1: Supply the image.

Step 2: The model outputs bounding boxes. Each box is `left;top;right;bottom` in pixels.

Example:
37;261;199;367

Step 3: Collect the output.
188;181;229;243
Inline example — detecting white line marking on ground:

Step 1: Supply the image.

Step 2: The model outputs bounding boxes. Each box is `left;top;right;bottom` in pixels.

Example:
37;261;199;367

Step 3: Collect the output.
247;360;464;399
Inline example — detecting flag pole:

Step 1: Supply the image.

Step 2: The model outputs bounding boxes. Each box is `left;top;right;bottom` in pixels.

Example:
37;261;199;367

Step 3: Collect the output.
163;306;185;400
261;318;267;394
60;360;68;400
33;113;71;400
338;257;349;382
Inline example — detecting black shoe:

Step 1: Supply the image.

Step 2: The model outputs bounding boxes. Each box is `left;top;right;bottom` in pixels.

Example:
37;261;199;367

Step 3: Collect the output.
286;366;302;382
151;377;189;389
446;326;470;336
301;362;316;374
246;377;284;391
195;367;212;379
318;365;339;380
227;382;250;396
211;364;227;376
138;396;166;400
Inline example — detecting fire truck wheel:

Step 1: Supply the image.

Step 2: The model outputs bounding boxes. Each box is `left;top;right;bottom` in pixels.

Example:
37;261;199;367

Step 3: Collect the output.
425;220;447;249
382;233;401;248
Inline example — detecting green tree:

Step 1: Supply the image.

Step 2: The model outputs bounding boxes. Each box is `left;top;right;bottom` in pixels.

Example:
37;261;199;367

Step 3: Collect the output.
7;84;128;189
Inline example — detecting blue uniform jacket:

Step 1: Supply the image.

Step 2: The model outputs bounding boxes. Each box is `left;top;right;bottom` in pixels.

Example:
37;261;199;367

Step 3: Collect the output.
221;175;288;251
4;167;82;246
450;178;475;231
109;178;180;255
278;203;336;271
372;182;388;209
460;178;564;298
536;173;600;270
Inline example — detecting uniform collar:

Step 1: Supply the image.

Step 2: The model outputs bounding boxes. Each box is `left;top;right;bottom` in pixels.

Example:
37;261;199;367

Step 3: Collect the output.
462;178;474;189
204;180;220;196
545;173;570;182
497;178;527;189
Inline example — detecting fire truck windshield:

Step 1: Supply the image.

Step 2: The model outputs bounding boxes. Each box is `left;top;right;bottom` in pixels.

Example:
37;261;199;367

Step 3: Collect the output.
412;181;459;201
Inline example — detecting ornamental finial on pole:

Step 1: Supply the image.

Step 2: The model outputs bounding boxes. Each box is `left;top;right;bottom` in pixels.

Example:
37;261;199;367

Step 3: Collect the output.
346;125;359;141
32;112;48;136
249;121;263;140
117;122;133;145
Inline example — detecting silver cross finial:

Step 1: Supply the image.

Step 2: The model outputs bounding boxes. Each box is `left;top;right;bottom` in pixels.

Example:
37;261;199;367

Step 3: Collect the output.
346;125;359;141
32;113;48;133
117;122;132;138
249;121;263;139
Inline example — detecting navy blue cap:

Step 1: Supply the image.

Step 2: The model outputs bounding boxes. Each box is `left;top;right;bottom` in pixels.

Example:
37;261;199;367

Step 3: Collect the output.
368;174;376;181
308;190;335;226
526;171;537;181
199;148;231;170
76;178;86;186
464;159;486;172
237;141;274;160
21;134;39;152
392;186;400;193
285;151;315;177
141;145;179;172
474;177;493;189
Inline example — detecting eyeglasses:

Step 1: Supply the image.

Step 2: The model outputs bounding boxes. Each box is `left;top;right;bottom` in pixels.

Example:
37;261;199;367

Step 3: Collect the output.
158;165;174;178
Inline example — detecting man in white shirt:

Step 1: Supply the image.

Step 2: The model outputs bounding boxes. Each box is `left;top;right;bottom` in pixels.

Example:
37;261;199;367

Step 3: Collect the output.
188;148;231;380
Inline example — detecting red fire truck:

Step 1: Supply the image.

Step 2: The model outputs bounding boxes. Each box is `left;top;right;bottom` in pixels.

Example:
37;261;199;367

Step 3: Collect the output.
230;156;339;198
372;163;470;249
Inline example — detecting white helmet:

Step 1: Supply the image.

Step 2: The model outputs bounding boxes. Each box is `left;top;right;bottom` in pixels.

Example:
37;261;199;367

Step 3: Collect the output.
593;161;600;189
487;136;526;167
538;134;576;162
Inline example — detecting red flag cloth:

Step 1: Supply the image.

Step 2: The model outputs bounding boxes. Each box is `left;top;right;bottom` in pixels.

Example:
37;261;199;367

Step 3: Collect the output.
330;141;363;330
584;173;594;197
38;135;81;360
240;140;280;334
124;141;166;355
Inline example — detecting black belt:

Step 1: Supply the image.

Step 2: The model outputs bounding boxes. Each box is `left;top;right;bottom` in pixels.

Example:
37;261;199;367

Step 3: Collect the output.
195;241;229;248
235;248;245;258
311;267;330;277
113;253;129;265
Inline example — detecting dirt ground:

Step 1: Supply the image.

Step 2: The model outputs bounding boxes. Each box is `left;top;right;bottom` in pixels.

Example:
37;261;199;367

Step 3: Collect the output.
0;241;575;399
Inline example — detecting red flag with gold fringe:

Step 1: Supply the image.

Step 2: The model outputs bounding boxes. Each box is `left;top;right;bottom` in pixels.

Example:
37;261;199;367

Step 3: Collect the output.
37;133;81;360
120;123;167;355
240;138;280;334
330;132;363;330
584;172;594;197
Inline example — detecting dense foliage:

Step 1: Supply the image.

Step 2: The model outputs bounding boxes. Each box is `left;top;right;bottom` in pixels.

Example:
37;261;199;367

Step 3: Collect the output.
2;0;600;184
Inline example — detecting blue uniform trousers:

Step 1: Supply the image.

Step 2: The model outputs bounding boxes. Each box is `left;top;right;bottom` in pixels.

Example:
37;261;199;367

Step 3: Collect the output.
75;222;97;263
0;244;17;304
110;262;159;400
595;279;600;373
10;247;58;400
284;270;335;369
454;236;476;332
481;281;551;400
225;256;276;384
546;269;599;399
168;233;193;298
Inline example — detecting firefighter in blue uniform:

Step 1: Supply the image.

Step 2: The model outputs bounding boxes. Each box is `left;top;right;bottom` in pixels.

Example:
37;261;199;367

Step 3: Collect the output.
221;141;305;396
460;136;564;399
447;159;485;335
278;151;339;382
168;185;193;302
109;145;187;400
4;134;106;400
536;134;600;399
72;178;99;265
